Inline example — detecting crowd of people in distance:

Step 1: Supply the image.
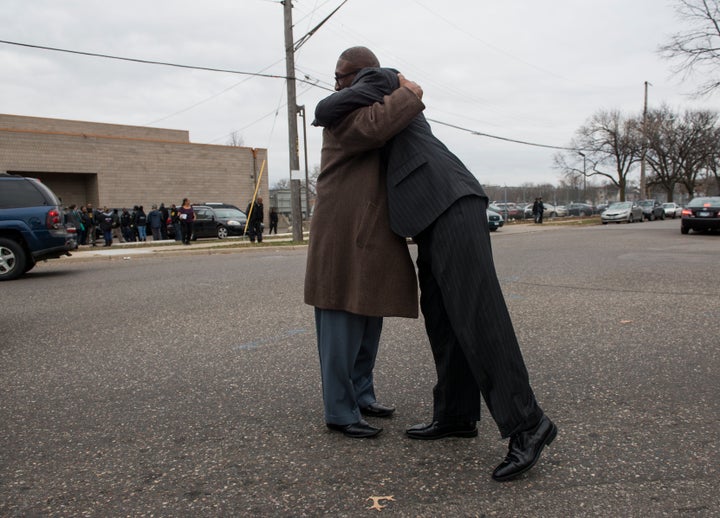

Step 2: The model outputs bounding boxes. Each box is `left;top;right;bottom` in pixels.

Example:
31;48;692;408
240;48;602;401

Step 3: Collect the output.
63;198;271;247
63;202;178;247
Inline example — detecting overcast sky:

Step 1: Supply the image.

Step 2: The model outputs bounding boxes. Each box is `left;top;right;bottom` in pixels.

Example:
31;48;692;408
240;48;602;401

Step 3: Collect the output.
2;0;718;189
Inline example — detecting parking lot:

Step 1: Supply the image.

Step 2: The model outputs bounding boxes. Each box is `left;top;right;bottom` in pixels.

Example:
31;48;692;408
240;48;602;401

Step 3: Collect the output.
1;219;718;516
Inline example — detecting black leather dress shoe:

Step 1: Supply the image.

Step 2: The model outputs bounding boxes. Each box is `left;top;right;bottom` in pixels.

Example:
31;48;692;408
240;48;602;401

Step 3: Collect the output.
360;402;396;418
492;415;557;482
405;420;478;440
326;419;382;438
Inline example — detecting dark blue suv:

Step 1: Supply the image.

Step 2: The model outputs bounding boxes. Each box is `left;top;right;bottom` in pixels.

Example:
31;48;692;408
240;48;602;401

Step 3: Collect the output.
0;173;73;280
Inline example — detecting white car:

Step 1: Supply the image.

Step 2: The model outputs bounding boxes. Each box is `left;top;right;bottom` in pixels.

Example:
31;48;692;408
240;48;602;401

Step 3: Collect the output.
662;202;683;219
487;208;504;231
523;202;562;219
601;201;644;224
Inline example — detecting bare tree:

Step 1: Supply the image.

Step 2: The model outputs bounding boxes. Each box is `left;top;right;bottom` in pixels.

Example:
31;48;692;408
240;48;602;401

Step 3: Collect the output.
271;178;290;189
555;110;643;201
659;0;720;95
271;165;320;195
644;106;719;200
644;106;684;200
306;165;320;197
707;126;720;194
226;131;244;147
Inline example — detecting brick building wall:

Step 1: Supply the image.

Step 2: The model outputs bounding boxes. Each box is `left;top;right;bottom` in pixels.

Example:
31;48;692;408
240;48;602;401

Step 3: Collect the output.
0;114;269;216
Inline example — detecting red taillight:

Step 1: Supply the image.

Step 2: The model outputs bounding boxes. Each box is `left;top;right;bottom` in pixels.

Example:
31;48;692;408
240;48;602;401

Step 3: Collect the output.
46;209;62;229
681;209;692;217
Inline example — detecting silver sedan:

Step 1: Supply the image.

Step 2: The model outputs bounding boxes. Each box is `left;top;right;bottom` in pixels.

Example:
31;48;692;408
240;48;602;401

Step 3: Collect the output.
601;201;644;224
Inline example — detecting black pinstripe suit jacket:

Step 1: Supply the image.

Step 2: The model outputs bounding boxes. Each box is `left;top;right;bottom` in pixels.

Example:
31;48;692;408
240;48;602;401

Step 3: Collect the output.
314;67;487;237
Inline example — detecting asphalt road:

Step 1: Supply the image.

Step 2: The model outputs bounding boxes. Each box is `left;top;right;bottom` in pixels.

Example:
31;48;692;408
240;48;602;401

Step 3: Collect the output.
1;219;719;516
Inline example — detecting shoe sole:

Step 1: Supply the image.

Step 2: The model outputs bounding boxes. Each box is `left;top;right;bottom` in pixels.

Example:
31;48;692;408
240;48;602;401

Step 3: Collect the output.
492;423;557;482
327;424;382;439
406;428;478;440
343;430;382;438
360;410;395;418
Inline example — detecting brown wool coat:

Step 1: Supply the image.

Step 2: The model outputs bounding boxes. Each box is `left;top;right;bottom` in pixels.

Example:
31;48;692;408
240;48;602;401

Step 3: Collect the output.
304;87;425;318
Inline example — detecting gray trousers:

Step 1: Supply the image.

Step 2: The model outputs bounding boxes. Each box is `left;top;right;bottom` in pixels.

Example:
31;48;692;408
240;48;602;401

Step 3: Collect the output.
315;308;382;425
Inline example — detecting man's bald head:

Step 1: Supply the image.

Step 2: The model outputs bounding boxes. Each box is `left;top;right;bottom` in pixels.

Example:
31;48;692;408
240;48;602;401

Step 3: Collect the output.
334;46;380;90
338;46;380;68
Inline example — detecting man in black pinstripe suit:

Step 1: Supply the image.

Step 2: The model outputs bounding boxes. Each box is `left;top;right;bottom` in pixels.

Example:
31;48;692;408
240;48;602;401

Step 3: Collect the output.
314;47;557;482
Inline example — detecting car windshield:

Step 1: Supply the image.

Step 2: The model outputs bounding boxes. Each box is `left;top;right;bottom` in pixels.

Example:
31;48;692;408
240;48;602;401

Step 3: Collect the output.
662;203;673;207
687;197;720;208
213;208;246;219
638;200;654;206
607;202;632;209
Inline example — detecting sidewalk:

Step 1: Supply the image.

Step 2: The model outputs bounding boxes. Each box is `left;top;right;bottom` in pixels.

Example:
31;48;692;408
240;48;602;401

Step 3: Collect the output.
65;232;308;260
65;222;569;262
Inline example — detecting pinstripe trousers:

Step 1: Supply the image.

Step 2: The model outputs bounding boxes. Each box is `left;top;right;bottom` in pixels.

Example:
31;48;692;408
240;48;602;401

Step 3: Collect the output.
414;195;544;438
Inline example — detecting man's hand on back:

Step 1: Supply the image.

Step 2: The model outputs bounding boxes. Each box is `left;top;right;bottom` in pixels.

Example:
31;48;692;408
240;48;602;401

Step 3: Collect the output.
398;73;423;100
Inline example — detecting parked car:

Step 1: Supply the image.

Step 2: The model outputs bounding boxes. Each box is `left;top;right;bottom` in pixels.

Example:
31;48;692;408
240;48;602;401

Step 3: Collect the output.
662;202;683;219
637;199;666;221
523;202;561;219
600;201;644;224
491;202;522;220
202;202;243;211
594;203;609;214
681;196;720;234
0;173;73;280
487;208;504;231
169;204;248;240
567;202;594;217
515;203;531;219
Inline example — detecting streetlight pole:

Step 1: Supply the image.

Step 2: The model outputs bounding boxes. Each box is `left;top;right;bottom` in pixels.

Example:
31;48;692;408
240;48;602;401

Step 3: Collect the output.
578;151;587;201
639;81;650;200
297;105;310;221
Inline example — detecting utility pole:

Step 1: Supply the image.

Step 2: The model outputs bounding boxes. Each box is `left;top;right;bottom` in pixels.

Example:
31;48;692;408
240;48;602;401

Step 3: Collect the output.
282;0;303;242
639;81;649;200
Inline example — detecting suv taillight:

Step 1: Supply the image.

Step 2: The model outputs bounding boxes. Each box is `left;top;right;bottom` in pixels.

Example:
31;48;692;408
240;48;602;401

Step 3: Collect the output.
46;209;62;229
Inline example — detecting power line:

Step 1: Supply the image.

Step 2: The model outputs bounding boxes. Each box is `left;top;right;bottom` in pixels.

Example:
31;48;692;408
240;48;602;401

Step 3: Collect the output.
293;0;349;51
409;0;574;83
426;118;577;151
144;57;287;126
1;38;576;152
0;39;319;88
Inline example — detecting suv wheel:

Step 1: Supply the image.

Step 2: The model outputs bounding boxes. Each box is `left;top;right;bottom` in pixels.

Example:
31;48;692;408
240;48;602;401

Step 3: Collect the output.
0;238;27;281
217;226;228;239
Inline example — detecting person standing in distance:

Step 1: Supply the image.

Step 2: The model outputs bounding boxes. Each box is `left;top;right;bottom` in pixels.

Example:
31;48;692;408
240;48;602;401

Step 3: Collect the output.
305;47;424;438
313;50;556;481
246;196;264;243
178;198;195;245
268;207;279;235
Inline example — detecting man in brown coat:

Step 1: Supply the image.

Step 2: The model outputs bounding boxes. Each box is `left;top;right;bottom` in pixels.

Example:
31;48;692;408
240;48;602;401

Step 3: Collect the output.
312;53;556;480
304;47;424;438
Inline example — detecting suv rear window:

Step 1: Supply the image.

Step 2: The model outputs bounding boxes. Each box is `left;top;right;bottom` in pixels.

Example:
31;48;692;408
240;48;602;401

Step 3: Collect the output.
0;178;56;208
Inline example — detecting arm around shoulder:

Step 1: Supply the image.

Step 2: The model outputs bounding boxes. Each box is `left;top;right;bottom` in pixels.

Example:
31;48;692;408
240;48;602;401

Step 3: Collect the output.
329;87;425;153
